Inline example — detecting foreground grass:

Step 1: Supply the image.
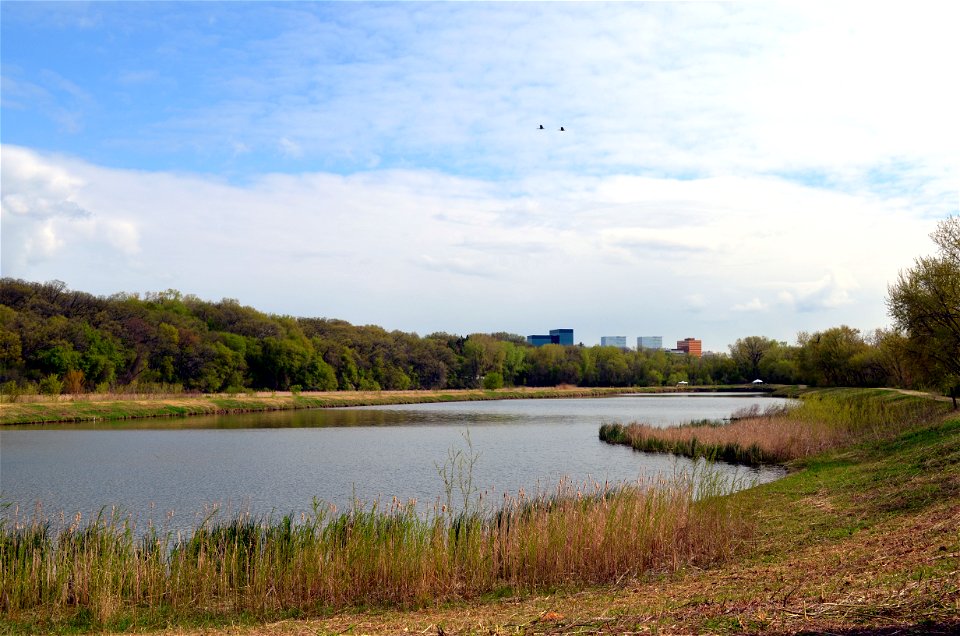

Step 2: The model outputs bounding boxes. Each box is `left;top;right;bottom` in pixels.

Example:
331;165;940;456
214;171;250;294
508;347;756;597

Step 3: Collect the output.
601;388;952;465
46;408;954;636
1;469;746;633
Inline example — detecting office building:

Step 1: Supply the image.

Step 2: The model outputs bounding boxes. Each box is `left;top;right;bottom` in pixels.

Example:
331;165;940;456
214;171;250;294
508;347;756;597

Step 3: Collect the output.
601;336;627;348
550;329;574;346
637;336;663;350
527;328;575;347
676;337;702;358
526;334;554;347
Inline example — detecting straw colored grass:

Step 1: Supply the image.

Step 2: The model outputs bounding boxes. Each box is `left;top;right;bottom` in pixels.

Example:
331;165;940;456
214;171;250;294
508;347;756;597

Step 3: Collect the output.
601;388;952;465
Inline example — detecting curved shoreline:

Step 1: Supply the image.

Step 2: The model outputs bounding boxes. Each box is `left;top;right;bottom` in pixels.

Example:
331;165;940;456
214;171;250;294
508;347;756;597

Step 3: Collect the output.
0;385;779;426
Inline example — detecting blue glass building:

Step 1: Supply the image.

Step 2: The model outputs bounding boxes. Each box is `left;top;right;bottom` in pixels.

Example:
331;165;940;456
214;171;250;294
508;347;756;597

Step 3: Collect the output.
527;328;575;347
526;334;554;347
601;336;627;348
637;336;663;350
550;329;574;346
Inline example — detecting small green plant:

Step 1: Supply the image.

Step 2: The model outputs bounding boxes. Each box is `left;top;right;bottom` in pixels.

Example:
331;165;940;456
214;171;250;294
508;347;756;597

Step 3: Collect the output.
1;380;23;403
39;373;63;396
482;372;504;390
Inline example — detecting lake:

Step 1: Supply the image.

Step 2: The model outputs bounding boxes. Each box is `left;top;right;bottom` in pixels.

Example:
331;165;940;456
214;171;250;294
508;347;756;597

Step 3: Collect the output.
0;393;790;532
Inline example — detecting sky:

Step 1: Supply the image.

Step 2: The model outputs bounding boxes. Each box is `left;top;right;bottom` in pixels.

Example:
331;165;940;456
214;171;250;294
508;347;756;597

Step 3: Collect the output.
1;2;957;351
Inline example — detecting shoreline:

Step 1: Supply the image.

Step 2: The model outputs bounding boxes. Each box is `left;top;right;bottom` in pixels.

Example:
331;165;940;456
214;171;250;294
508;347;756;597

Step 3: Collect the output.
0;384;779;426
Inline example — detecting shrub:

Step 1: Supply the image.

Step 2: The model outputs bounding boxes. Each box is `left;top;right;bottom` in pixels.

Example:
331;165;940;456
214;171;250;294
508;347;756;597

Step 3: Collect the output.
39;374;63;396
63;369;85;394
482;372;504;390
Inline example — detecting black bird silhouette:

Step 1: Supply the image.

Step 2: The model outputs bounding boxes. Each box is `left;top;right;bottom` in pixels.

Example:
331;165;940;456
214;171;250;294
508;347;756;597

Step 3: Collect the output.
559;126;565;131
538;124;545;130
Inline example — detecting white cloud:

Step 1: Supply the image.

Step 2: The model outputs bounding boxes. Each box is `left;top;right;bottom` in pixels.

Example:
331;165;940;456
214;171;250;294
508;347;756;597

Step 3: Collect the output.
278;137;303;158
0;139;944;348
778;270;860;313
1;146;141;271
733;298;768;313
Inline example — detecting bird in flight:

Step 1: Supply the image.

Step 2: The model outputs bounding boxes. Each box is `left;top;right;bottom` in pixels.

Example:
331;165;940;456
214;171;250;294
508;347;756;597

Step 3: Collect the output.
559;126;565;131
539;124;545;130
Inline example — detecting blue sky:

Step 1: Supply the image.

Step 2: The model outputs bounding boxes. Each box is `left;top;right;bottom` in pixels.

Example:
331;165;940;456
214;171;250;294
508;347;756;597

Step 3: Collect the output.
2;1;958;350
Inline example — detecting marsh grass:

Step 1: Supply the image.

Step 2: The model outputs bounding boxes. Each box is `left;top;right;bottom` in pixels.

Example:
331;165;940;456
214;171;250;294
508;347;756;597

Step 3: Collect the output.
601;388;951;465
0;465;747;629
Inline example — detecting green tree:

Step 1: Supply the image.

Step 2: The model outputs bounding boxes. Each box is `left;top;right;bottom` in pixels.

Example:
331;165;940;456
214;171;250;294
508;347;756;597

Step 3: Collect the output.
887;215;960;406
729;336;778;382
797;326;870;386
869;328;913;388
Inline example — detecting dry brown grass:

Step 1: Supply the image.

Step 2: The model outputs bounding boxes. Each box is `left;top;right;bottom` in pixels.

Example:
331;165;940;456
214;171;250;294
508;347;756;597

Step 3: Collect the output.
616;413;849;464
105;501;958;636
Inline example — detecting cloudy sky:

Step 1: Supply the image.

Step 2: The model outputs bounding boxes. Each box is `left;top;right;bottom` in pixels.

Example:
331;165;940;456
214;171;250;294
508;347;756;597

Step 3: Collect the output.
2;2;957;350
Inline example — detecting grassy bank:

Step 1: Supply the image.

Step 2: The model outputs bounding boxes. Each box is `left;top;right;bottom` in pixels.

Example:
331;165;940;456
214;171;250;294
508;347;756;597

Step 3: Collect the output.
0;387;638;426
601;388;952;465
0;385;775;426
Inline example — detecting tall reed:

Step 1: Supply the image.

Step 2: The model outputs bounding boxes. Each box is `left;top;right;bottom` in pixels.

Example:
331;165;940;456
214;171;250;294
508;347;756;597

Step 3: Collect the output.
601;389;950;465
1;467;747;628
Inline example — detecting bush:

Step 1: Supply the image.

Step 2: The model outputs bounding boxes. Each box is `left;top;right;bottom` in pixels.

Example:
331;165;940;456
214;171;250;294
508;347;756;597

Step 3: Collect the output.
357;378;381;391
63;369;85;394
1;380;24;403
482;372;504;390
39;373;63;396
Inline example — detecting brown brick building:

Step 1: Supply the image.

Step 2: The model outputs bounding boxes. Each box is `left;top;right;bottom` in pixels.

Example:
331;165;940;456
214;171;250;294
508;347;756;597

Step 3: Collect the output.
677;337;702;358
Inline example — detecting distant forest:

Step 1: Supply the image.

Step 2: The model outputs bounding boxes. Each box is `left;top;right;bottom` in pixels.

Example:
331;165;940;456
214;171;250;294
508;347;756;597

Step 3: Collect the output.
0;278;935;395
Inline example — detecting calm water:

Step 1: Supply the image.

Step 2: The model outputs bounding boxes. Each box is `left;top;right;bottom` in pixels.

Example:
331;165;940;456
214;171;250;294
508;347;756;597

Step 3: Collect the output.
0;393;789;531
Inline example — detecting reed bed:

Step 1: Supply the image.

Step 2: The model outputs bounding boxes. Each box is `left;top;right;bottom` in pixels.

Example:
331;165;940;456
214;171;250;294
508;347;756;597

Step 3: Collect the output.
600;388;951;465
0;468;746;628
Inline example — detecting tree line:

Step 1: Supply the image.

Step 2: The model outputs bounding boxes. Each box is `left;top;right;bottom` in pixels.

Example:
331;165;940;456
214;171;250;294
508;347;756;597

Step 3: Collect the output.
0;218;956;398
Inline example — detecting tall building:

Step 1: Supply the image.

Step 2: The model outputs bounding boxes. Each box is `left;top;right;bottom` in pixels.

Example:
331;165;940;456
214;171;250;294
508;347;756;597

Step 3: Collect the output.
637;336;663;350
526;335;554;347
550;329;574;346
527;328;575;347
601;336;627;348
676;337;702;358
